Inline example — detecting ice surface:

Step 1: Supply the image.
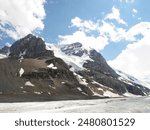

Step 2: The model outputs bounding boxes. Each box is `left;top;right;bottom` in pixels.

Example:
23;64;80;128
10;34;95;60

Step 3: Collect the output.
0;97;150;113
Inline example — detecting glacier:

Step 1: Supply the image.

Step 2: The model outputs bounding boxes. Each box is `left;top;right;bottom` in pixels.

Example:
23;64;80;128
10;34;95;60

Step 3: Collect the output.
0;97;150;113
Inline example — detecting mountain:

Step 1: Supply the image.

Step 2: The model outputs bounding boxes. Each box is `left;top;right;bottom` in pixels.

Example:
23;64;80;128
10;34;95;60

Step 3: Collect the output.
49;42;150;96
9;34;54;58
0;45;10;59
0;45;10;55
0;34;149;102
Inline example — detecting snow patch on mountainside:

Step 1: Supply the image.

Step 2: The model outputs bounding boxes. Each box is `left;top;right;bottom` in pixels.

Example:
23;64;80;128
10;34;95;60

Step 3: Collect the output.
45;44;51;50
116;70;150;89
90;88;103;97
77;87;82;92
47;63;57;69
137;76;150;89
34;92;42;95
73;72;88;86
103;90;120;97
19;50;26;57
123;92;142;97
25;81;35;87
91;80;104;87
46;43;93;71
19;68;24;77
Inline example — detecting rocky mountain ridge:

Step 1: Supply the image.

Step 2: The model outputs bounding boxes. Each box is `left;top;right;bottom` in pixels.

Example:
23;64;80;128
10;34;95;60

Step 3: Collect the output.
0;34;149;101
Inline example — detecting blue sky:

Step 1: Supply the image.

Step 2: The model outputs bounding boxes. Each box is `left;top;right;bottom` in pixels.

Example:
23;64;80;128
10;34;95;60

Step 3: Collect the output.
42;0;129;60
0;0;150;78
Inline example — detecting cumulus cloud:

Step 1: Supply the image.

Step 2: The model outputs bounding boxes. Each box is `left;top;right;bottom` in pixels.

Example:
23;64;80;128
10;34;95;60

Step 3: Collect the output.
99;21;126;42
105;7;127;26
126;22;150;41
108;22;150;79
70;17;98;32
59;31;109;51
0;0;46;40
59;16;127;51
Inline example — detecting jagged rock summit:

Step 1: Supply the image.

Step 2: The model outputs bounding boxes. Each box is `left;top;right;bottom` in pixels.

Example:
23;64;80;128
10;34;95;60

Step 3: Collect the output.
9;34;54;58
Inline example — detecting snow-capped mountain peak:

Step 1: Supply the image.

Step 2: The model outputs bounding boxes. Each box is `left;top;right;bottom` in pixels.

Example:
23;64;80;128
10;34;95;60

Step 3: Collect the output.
60;42;89;57
46;42;93;71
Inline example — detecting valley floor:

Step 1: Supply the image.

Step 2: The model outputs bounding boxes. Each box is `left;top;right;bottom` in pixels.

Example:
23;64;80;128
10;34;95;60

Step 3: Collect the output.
0;97;150;113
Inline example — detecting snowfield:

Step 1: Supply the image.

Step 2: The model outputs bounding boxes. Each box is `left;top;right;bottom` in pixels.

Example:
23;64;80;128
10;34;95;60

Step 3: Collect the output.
0;97;150;113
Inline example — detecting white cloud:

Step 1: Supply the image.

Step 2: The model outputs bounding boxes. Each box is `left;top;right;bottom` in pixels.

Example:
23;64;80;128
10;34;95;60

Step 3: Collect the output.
59;31;108;51
0;0;46;40
119;0;135;3
132;9;138;17
105;7;128;26
70;17;98;32
132;9;138;14
108;22;150;79
59;16;127;51
126;22;150;41
99;21;126;42
61;17;110;51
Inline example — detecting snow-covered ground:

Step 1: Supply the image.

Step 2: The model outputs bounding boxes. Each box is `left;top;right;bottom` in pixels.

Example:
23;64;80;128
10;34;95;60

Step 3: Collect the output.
0;54;7;59
0;97;150;113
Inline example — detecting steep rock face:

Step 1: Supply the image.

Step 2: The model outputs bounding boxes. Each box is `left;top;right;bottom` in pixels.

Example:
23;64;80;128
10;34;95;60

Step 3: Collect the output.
84;49;118;77
0;46;10;55
9;34;54;58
